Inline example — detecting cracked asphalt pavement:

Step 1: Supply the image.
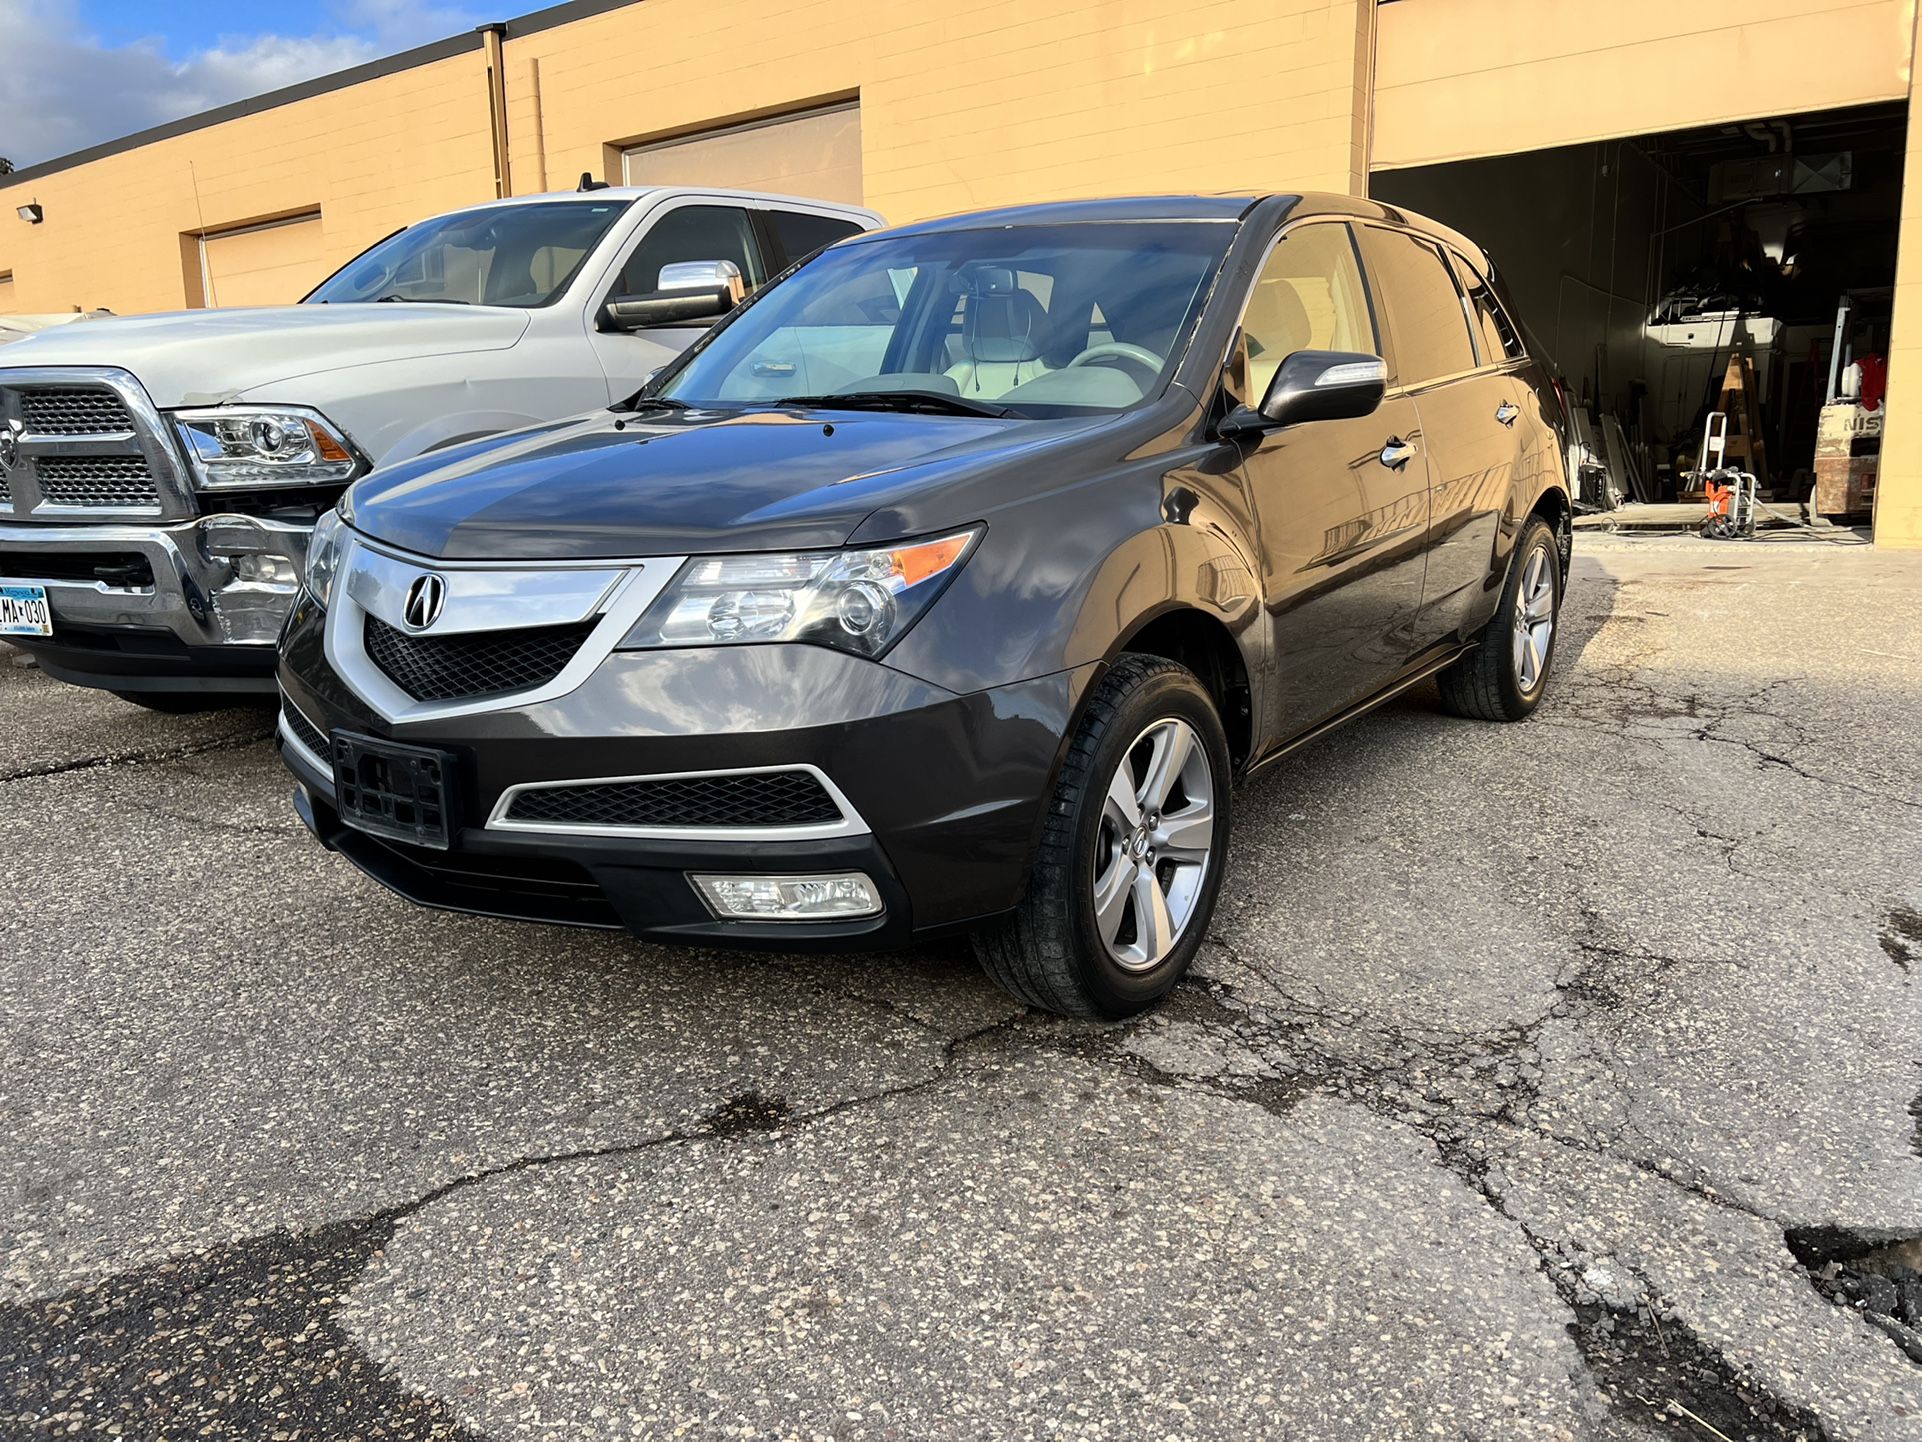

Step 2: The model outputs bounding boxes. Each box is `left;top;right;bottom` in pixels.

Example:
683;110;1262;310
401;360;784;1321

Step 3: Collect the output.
2;535;1918;1440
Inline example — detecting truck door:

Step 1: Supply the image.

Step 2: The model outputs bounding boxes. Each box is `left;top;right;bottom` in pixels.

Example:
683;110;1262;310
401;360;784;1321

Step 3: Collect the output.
586;201;770;400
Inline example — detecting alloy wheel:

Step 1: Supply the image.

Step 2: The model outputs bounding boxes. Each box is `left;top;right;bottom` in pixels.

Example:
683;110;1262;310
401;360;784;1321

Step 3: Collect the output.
1512;546;1556;693
1092;717;1216;972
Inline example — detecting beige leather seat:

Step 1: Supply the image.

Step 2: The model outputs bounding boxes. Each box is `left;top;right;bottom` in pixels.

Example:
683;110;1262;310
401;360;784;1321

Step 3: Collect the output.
946;289;1053;398
1244;278;1314;401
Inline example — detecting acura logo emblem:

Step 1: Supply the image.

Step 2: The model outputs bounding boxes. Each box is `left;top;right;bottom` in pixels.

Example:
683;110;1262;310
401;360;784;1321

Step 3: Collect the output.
0;419;20;474
403;572;447;631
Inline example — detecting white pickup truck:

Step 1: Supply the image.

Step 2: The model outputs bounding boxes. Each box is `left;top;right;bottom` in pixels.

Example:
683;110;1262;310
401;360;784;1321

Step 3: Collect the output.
0;186;880;705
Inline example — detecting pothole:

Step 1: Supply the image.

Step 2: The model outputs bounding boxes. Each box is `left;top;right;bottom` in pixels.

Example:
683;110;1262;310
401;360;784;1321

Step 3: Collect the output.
1785;1228;1922;1367
1563;1298;1827;1441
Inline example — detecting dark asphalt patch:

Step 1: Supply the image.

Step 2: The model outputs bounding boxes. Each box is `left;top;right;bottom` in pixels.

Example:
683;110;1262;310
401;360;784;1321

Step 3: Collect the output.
1563;1299;1831;1440
0;1219;479;1440
1881;907;1921;973
700;1090;794;1136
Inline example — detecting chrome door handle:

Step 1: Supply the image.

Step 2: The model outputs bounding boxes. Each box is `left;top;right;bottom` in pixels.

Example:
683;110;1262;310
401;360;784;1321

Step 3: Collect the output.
1495;401;1520;427
1379;438;1418;469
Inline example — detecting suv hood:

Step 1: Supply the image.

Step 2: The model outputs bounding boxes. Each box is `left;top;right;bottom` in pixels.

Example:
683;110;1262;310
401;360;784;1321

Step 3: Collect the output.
0;306;528;405
346;407;1097;560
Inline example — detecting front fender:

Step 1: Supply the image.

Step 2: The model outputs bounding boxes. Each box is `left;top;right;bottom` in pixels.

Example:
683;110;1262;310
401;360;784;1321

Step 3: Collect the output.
884;449;1266;702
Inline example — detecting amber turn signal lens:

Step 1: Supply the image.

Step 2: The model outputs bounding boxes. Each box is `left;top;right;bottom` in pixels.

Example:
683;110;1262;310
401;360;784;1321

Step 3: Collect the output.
890;532;973;588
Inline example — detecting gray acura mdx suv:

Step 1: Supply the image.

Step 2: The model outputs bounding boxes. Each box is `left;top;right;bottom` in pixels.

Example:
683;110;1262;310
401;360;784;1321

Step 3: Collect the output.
277;193;1571;1017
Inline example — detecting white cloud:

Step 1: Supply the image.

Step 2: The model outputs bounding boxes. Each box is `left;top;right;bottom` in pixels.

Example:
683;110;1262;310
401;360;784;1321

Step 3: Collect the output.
0;0;481;171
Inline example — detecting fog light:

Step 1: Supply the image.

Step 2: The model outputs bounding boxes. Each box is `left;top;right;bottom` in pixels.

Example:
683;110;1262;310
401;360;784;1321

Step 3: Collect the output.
231;552;299;586
690;872;881;920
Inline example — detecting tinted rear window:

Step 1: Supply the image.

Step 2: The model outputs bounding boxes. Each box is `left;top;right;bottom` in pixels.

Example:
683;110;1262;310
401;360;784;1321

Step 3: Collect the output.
1358;227;1478;385
772;210;865;264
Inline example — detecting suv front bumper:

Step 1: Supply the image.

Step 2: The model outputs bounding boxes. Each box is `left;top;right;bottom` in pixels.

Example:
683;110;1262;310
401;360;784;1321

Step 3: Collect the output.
0;515;308;692
277;623;1093;950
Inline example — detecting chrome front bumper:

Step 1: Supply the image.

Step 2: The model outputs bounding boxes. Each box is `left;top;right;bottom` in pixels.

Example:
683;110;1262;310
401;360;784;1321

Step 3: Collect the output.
0;513;309;648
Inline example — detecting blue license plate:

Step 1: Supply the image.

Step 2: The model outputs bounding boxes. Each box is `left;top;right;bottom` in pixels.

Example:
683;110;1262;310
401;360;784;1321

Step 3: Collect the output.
0;583;51;637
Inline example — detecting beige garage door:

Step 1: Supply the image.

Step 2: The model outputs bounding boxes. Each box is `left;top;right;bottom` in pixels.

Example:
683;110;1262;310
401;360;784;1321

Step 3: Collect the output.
199;212;326;308
0;273;15;313
1372;0;1913;170
622;103;863;205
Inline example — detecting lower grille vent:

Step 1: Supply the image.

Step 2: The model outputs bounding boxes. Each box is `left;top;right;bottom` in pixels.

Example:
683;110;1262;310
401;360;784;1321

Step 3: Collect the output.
503;771;844;830
364;615;596;702
282;703;328;759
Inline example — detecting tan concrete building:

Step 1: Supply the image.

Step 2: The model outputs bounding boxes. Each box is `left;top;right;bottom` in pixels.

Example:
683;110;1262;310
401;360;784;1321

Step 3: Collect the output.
2;0;1917;545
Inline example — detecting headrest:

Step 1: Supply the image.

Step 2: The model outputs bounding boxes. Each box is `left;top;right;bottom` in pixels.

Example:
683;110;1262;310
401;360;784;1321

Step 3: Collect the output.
962;288;1046;364
1247;278;1314;362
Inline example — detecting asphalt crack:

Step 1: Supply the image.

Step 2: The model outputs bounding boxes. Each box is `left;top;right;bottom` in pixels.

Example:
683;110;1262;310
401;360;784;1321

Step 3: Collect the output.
0;729;274;786
0;1016;1023;1439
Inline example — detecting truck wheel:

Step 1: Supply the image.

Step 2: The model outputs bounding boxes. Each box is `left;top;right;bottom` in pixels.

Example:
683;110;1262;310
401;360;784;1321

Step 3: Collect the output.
1435;515;1562;722
109;691;255;714
974;654;1232;1018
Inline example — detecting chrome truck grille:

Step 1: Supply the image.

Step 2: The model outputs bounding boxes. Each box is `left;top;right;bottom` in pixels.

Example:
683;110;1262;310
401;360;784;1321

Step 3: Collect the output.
0;368;190;521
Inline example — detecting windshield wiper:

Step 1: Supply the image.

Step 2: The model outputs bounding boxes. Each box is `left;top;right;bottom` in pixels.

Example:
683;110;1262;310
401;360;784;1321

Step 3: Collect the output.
375;293;474;305
775;390;1015;419
609;394;692;416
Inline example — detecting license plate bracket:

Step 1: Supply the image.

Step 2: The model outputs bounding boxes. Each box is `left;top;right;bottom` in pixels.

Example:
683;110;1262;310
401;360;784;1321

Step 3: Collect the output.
332;732;456;850
0;583;52;638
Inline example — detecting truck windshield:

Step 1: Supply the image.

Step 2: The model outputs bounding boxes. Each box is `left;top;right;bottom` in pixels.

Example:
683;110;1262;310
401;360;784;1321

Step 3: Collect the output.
304;200;632;308
654;221;1234;418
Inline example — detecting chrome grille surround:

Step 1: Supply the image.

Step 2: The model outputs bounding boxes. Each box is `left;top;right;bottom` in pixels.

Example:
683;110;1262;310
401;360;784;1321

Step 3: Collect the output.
278;694;330;772
0;366;191;521
324;533;690;725
489;765;868;841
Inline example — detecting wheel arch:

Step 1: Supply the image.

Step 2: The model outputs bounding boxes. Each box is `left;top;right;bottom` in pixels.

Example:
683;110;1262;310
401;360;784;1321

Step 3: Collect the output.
1528;483;1573;577
1108;604;1256;771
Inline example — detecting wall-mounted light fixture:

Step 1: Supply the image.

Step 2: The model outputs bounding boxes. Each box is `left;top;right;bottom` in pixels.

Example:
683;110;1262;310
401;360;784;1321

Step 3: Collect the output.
16;203;43;224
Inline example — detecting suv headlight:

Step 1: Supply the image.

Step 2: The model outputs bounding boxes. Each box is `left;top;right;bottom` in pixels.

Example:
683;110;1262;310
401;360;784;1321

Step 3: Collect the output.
621;528;980;659
173;405;364;489
304;509;346;609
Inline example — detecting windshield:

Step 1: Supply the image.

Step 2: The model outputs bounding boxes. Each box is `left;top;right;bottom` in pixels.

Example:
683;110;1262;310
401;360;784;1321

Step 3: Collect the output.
655;221;1234;417
305;199;632;307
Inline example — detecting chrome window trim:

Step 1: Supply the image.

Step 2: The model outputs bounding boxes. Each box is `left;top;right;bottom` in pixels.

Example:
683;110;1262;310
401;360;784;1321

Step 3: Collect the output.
323;532;689;724
487;763;870;841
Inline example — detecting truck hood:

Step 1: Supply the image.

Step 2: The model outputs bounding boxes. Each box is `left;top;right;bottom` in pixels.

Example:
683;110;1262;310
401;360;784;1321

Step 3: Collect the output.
345;407;1097;560
0;305;528;405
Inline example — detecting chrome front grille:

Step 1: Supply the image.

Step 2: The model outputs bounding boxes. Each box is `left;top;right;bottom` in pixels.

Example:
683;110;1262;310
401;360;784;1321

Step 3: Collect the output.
34;455;159;508
0;368;186;520
20;386;134;435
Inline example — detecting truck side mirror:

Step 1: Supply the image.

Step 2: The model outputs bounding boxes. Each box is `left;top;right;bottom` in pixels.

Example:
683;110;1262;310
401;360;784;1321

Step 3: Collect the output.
1220;350;1386;438
601;259;746;332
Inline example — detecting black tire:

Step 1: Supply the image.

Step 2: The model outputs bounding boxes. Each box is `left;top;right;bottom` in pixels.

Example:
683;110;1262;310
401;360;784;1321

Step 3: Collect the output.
1435;515;1562;722
108;690;255;714
973;653;1232;1019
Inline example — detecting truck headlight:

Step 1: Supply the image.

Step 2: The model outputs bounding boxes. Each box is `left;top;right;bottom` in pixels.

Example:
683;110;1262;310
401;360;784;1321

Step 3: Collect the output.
304;509;346;609
621;528;980;660
173;406;364;489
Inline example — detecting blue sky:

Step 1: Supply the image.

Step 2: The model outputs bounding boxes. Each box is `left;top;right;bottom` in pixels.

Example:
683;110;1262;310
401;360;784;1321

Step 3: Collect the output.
83;1;358;54
0;0;482;168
